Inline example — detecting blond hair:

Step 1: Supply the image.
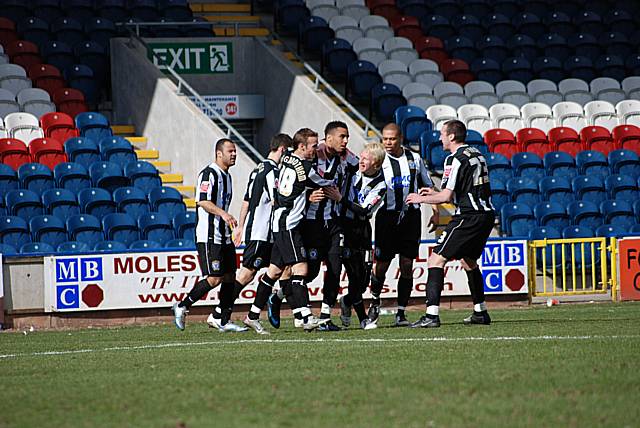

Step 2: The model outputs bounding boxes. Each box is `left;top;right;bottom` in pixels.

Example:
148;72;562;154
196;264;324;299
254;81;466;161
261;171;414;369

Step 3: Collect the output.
363;142;385;166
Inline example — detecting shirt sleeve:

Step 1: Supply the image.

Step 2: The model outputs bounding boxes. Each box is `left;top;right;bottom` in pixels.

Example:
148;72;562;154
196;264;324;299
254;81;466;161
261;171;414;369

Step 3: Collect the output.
417;154;434;188
305;161;335;187
343;180;386;218
441;156;461;191
196;169;215;203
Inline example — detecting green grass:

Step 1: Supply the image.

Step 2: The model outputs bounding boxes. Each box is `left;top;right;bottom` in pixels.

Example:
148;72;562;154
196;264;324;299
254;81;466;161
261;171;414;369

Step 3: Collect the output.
1;302;639;428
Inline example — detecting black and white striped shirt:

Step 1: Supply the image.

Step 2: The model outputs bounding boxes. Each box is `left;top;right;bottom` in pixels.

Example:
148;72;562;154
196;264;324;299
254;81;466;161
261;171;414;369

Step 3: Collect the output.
381;149;433;211
195;163;233;244
242;159;277;242
442;145;494;215
341;170;386;220
305;143;359;220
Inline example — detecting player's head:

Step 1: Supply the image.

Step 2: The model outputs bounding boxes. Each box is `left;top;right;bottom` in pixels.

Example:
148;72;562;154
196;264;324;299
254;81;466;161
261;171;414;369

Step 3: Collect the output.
441;120;466;151
381;123;402;155
324;121;349;154
215;138;236;168
270;133;293;153
293;128;319;160
359;142;385;175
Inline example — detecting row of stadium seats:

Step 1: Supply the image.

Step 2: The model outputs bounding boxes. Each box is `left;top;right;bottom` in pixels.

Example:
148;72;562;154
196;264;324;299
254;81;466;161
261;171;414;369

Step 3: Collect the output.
0;87;56;118
0;211;195;254
501;199;640;237
0;237;195;256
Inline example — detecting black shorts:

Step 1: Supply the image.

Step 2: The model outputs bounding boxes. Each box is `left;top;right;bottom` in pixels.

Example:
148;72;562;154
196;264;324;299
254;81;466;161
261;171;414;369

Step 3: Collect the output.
433;212;495;261
242;240;272;270
300;219;342;262
271;227;307;268
342;218;372;252
374;209;421;261
197;242;237;277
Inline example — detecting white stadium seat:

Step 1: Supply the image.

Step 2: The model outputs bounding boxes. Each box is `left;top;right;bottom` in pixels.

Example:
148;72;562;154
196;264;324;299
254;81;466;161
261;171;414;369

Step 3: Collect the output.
558;78;593;105
378;59;412;89
426;104;457;130
489;103;524;133
353;37;386;66
458;104;492;135
4;111;44;144
496;80;530;107
527;79;563;106
616;99;640;127
434;81;467;109
584;100;618;129
402;82;436;110
622;76;640;101
0;63;32;96
590;77;626;105
464;80;500;108
359;15;394;43
521;102;555;133
552;101;587;131
17;88;56;119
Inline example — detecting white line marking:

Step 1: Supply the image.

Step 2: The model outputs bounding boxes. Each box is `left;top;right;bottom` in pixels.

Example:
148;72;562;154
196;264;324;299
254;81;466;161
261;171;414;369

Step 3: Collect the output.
1;335;638;360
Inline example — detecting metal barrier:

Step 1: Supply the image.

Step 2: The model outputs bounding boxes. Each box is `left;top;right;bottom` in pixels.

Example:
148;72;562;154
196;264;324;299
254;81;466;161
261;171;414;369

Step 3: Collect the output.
528;237;618;301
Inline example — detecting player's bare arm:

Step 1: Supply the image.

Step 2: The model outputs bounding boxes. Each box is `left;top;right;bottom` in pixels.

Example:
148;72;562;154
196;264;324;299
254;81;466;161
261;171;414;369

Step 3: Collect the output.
197;200;238;228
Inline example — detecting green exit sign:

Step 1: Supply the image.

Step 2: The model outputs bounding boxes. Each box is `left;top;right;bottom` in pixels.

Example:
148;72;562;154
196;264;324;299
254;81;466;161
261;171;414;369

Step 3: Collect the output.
147;42;233;74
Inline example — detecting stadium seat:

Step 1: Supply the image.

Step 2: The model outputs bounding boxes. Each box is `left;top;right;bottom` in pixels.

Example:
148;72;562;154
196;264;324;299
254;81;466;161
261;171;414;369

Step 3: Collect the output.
28;64;65;96
164;238;196;250
528;79;563;108
420;14;454;40
321;38;357;77
561;225;598;267
42;188;79;219
500;202;535;236
65;64;98;104
53;161;91;193
57;240;90;253
444;36;477;65
608;149;640;179
17;88;55;118
471;58;503;87
308;0;339;23
489;178;509;212
275;0;309;34
595;224;627;238
484;128;517;159
439;59;474;87
604;174;639;202
0;17;19;47
370;83;405;122
368;0;400;22
66;214;102;247
484;13;516;39
129;239;162;250
51;17;84;47
464;81;499;109
595;55;626;83
4;112;44;144
113;186;150;219
18;162;54;196
353;37;386;67
457;104;491;136
0;242;18;255
0;163;19;194
486;152;513;183
298;16;334;54
28;137;67;170
419;130;449;170
0;63;31;97
615;101;640;128
590;77;626;105
465;130;487;154
552;102;587;132
29;214;67;248
0;216;30;249
102;213;139;247
138;212;174;245
52;87;87;117
502;56;534;83
533;201;570;230
42;41;74;77
0;137;31;170
511;152;544;180
453;14;483;41
85;17;117;48
425;104;456;131
5;189;43;222
612;124;640;154
337;0;369;22
565;55;597;82
600;199;635;228
0;87;20;118
64;137;100;168
543;151;577;179
567;200;603;229
172;211;196;240
414;36;447;63
575;150;609;179
547;127;582;157
394;105;430;146
390;15;421;41
506;177;540;207
528;225;562;267
401;82;436;111
383;37;418;66
584;101;618;130
572;175;607;205
93;240;127;252
521;103;554;134
488;104;523;134
40;112;78;145
539;176;574;204
516;128;552;157
360;15;394;44
75;112;112;142
378;59;412;89
6;40;41;70
20;241;55;254
124;161;162;194
99;136;137;167
149;187;186;219
346;60;382;101
622;76;640;101
495;80;529;109
78;187;116;220
558;78;593;106
88;161;129;192
580;126;614;155
539;34;571;62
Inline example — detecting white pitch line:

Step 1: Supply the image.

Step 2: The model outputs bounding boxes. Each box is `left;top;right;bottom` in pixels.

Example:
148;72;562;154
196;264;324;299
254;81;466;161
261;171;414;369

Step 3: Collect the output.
1;334;639;361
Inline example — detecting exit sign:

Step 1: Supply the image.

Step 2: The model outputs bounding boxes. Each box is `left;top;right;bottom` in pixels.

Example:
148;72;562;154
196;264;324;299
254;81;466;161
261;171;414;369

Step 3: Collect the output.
147;42;233;74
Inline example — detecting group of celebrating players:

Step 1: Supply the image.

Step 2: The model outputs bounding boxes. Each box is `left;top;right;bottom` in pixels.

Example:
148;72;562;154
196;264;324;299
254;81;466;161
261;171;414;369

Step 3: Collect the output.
172;119;496;334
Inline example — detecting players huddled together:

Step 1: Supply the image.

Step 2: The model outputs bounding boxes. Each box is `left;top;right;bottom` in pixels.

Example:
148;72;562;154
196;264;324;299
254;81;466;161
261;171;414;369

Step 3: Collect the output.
172;119;495;334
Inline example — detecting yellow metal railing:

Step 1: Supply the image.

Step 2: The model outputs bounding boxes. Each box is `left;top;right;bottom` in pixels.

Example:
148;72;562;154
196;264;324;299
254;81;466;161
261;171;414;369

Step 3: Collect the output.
528;237;618;300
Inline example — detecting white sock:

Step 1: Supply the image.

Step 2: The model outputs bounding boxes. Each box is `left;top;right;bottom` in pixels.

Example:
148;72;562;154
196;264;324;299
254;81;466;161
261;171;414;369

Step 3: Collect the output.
426;305;439;316
300;307;312;318
249;305;261;316
474;302;487;312
276;288;284;299
321;303;331;315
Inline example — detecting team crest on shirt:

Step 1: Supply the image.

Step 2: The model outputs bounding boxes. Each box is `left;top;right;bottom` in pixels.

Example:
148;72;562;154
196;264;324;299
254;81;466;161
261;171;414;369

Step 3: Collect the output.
375;247;381;257
342;248;351;258
254;257;263;268
309;248;318;260
408;160;415;169
200;181;210;192
211;260;221;271
443;166;452;179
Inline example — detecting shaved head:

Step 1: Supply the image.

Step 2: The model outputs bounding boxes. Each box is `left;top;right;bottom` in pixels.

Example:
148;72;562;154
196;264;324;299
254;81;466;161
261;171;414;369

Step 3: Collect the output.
382;123;401;135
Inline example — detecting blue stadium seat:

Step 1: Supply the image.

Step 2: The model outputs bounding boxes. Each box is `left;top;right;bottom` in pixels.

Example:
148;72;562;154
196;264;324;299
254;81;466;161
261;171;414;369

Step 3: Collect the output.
32;0;64;23
20;242;55;254
562;225;597;267
99;136;137;167
0;216;31;249
483;13;515;39
603;32;633;59
465;130;487;154
78;187;116;220
511;152;544;180
102;213;139;247
42;40;75;77
595;224;627;238
64;0;95;22
629;224;640;236
514;12;546;40
605;175;639;202
113;186;150;219
57;240;90;253
539;34;571;62
567;200;603;229
608;149;640;179
430;0;461;19
576;150;609;179
66;214;103;247
138;212;174;245
93;240;127;252
501;202;535;236
420;14;455;40
0;164;20;195
529;225;562;240
129;0;161;22
75;112;112;142
596;55;626;82
129;239;162;250
85;17;117;48
40;189;77;219
532;57;564;83
149;187;186;218
568;34;601;59
502;56;534;83
275;0;310;35
600;200;635;229
124;161;162;194
470;58;502;85
88;161;129;192
543;152;577;179
564;56;596;82
529;225;562;267
298;16;334;55
445;36;477;64
604;10;635;36
506;177;540;207
164;238;196;249
53;162;91;194
394;105;431;146
533;201;570;230
419;130;449;170
507;34;538;59
572;175;606;205
370;83;406;123
490;178;509;212
574;11;604;37
75;40;108;84
545;11;574;38
346;61;382;102
97;0;128;23
65;64;99;103
64;137;100;169
29;215;67;248
18;16;50;47
476;35;509;64
5;189;44;223
539;176;574;204
321;38;357;79
51;18;84;47
17;163;54;196
172;211;196;240
453;14;483;41
486;152;513;183
0;242;18;255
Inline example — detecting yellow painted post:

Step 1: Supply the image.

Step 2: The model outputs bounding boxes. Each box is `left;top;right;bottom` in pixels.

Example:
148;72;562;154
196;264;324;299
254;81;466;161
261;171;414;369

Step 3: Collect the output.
610;237;618;301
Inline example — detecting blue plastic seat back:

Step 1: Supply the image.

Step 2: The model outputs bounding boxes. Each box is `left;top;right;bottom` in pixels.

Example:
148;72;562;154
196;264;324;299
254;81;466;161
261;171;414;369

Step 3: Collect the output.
138;212;174;245
539;176;574;204
371;83;406;123
600;199;635;228
66;214;103;247
57;240;90;253
164;238;196;249
50;18;84;47
395;105;431;144
576;150;609;179
608;149;640;179
486;152;513;182
0;164;19;195
511;152;544;180
347;60;382;100
0;216;31;249
99;136;137;167
277;0;310;34
173;211;196;240
506;177;540;207
500;202;535;236
77;187;116;220
299;16;334;53
53;161;91;194
29;214;67;248
124;161;162;194
595;224;627;238
605;174;639;202
572;175;606;205
567;200;603;229
64;137;100;169
113;186;151;219
17;163;55;196
323;38;357;77
93;240;127;252
490;178;509;212
528;225;562;266
149;187;187;218
85;17;117;48
88;161;130;192
75;112;112;142
533;201;570;230
543;151;577;179
5;189;44;223
102;213;139;247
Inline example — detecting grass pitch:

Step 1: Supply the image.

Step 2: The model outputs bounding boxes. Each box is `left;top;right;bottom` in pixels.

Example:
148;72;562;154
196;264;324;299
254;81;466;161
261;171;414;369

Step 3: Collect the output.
1;302;639;428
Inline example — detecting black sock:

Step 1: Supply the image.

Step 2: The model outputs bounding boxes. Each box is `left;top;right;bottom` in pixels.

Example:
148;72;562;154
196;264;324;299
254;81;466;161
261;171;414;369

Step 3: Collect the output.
426;267;444;317
281;278;292;303
290;275;308;309
397;277;412;311
218;282;235;324
353;298;366;322
233;280;245;301
179;278;212;308
249;275;276;320
370;275;383;305
466;267;485;306
343;293;353;307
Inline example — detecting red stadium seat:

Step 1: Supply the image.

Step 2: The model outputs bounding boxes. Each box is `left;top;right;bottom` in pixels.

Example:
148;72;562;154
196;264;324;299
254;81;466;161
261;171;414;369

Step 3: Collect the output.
580;125;615;155
367;0;401;22
5;40;42;70
28;64;66;96
415;36;448;63
484;128;518;159
612;124;640;155
391;16;422;42
0;138;31;170
547;127;583;157
40;112;78;144
28;137;68;170
0;17;18;47
52;88;88;118
516;127;553;157
440;58;474;86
